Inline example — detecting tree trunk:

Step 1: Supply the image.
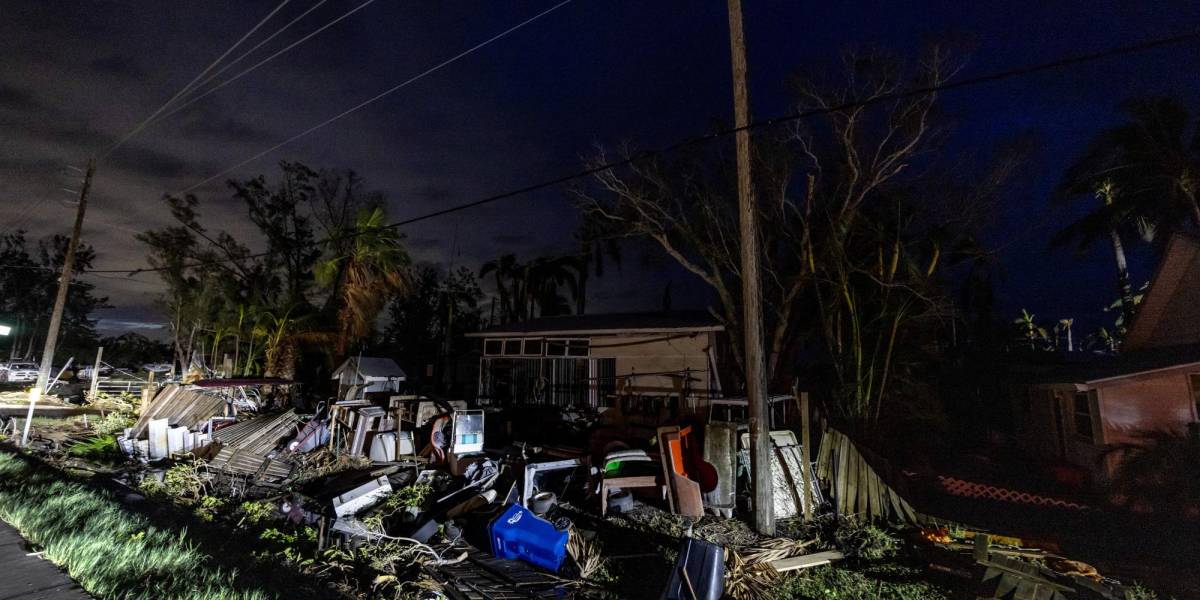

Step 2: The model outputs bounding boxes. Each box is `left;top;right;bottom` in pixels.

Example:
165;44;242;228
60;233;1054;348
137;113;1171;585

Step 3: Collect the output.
1109;227;1136;330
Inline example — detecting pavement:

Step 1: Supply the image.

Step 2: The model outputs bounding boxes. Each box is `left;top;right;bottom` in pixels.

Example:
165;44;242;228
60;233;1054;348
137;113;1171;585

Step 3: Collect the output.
0;521;91;599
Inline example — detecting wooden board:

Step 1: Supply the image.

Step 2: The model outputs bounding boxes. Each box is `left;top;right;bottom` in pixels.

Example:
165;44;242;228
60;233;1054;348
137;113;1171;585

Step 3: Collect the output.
768;550;844;573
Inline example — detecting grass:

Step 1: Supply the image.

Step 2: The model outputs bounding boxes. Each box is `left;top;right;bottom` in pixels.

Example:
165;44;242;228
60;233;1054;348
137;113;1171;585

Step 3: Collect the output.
772;563;963;600
0;448;274;600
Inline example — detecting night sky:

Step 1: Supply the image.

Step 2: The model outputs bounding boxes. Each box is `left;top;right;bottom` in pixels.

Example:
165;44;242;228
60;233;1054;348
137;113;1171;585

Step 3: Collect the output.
2;1;1199;338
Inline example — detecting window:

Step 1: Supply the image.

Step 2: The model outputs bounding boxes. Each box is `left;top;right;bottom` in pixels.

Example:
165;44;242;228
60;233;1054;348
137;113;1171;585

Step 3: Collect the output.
484;339;502;356
523;339;543;356
1073;391;1094;442
546;338;589;357
1190;374;1200;421
503;339;522;356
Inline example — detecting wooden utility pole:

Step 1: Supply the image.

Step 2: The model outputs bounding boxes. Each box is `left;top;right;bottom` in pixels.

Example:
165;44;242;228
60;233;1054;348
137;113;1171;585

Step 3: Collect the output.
21;158;95;446
88;346;104;402
726;0;774;535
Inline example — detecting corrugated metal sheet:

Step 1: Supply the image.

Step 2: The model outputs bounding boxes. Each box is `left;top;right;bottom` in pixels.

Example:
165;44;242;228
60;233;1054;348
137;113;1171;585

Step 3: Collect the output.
131;384;226;439
212;410;301;455
207;411;302;484
208;447;294;483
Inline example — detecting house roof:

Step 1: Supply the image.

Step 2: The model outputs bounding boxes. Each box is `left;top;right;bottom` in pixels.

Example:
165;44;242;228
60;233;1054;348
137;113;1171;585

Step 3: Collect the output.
467;310;724;338
1123;233;1200;351
1019;343;1200;385
331;357;407;380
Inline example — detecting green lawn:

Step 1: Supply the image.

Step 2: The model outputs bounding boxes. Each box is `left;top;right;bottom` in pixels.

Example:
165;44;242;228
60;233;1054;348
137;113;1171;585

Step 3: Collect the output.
0;448;273;600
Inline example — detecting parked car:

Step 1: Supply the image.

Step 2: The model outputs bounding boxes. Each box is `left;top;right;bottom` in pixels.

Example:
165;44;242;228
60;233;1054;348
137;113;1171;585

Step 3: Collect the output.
2;362;39;383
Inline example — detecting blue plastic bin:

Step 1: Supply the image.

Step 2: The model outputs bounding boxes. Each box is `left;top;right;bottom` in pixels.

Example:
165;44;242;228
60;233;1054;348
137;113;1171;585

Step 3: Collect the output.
489;503;568;572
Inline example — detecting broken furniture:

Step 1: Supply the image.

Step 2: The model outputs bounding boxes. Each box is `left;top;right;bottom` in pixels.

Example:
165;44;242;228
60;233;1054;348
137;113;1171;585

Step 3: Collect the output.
329;402;394;458
707;394;797;428
661;537;724;600
332;476;393;518
740;430;824;519
657;425;715;517
489;503;568;572
433;546;563;600
521;457;584;508
599;449;661;517
702;422;737;517
447;410;487;476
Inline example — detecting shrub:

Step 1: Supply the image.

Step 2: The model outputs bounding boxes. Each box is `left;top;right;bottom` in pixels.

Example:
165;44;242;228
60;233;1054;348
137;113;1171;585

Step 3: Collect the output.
194;495;228;522
68;435;120;459
92;411;136;436
238;500;278;527
773;564;956;600
162;457;208;500
832;517;899;560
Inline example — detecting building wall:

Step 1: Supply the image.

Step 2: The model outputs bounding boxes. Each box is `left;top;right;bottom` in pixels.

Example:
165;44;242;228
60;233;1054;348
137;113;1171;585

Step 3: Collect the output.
475;330;721;408
598;332;717;397
1095;367;1198;476
1018;367;1199;482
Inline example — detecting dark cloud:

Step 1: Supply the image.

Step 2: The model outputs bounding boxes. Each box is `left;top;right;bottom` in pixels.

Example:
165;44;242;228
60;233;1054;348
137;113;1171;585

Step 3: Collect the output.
179;115;272;143
0;85;43;112
87;55;146;79
105;144;206;182
491;232;534;246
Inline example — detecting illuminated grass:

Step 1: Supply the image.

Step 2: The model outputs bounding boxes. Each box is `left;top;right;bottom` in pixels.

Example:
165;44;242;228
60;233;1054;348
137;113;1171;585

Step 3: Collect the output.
0;449;273;600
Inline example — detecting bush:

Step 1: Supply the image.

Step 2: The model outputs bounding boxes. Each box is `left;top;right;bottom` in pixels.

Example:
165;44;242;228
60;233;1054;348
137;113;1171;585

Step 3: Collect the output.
194;495;227;522
773;563;956;600
238;500;278;527
832;517;899;561
92;411;136;436
162;457;208;500
68;435;120;460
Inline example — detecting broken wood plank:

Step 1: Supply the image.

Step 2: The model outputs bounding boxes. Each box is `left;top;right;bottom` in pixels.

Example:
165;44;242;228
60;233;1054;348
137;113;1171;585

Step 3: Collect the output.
768;550;845;574
799;391;813;521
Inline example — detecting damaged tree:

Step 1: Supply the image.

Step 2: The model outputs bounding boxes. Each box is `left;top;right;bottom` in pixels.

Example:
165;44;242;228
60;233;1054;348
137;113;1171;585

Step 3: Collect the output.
576;45;1023;430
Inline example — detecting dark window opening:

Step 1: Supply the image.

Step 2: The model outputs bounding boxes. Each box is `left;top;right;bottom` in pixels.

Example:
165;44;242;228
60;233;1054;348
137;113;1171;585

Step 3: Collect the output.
1073;391;1094;442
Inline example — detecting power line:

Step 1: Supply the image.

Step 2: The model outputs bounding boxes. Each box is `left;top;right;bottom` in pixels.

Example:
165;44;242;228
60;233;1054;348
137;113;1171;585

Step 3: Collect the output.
150;0;379;129
75;27;1200;275
172;0;331;106
97;0;294;162
182;0;575;193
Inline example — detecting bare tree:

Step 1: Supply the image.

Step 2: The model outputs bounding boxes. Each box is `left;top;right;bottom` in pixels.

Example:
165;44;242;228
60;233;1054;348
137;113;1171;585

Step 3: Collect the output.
576;45;1017;427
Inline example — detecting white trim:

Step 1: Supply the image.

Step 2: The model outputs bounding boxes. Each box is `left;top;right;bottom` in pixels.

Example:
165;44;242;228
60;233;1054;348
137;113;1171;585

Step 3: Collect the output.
467;325;723;338
1083;360;1200;384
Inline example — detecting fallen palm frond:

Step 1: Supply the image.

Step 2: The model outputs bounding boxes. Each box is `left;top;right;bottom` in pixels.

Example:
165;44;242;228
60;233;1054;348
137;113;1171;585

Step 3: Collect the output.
567;529;606;581
739;536;818;565
724;535;821;599
725;550;777;600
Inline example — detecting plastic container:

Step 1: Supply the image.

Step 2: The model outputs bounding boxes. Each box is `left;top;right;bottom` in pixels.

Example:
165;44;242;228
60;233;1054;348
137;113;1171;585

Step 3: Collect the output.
489;503;568;572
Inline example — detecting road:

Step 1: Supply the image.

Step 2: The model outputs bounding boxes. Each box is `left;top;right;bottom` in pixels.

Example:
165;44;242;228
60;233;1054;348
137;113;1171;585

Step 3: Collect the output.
0;521;92;599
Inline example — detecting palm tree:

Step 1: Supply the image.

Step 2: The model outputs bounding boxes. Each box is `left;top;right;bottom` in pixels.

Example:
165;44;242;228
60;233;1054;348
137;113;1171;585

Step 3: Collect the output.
573;218;621;315
1013;309;1048;350
1063;97;1200;230
480;254;524;324
524;255;579;318
1056;97;1200;330
316;207;411;358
